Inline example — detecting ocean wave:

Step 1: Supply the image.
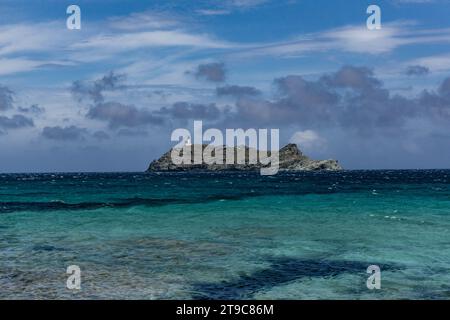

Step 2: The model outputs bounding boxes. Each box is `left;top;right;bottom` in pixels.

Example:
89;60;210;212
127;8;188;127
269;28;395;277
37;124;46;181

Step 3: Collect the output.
0;194;253;213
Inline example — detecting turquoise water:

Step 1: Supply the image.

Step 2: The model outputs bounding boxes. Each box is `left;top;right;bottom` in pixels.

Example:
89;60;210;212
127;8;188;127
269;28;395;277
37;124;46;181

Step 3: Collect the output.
0;170;449;299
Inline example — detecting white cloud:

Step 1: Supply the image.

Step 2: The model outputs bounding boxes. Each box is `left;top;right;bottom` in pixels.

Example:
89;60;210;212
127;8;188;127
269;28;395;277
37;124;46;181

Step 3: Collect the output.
408;53;450;73
0;57;72;75
232;22;450;58
72;30;232;52
196;0;269;15
289;130;327;152
394;0;434;3
196;9;231;16
2;11;450;79
324;25;404;54
108;11;181;31
228;0;269;8
0;21;80;56
0;14;235;73
0;58;42;75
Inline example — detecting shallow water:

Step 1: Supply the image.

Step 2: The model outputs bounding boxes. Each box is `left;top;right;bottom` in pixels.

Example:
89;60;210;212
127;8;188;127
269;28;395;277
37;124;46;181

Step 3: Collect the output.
1;170;449;299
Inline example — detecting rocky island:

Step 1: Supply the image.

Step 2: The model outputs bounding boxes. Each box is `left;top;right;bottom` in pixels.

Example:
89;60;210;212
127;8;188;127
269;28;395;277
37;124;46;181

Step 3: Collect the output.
147;143;342;172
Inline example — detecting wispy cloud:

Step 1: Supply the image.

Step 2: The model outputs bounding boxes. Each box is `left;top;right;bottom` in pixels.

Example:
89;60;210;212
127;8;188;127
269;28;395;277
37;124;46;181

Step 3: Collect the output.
0;21;68;56
408;53;450;73
231;22;450;58
0;11;231;75
2;9;450;78
196;9;231;16
0;57;73;75
394;0;435;3
72;30;231;52
108;10;182;31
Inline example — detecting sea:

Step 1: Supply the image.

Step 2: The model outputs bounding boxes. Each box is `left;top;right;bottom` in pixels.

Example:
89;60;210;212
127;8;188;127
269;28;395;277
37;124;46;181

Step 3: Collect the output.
0;170;449;299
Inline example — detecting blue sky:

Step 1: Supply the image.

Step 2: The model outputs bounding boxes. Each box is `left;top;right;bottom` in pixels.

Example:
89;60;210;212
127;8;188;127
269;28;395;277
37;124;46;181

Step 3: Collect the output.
1;0;450;172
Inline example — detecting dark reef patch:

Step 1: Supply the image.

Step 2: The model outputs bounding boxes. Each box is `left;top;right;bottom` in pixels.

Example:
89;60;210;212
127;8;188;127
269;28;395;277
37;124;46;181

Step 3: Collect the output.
31;244;66;252
190;257;400;299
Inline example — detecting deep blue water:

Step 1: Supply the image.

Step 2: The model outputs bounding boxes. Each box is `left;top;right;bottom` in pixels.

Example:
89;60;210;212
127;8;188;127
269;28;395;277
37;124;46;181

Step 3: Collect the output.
0;170;449;299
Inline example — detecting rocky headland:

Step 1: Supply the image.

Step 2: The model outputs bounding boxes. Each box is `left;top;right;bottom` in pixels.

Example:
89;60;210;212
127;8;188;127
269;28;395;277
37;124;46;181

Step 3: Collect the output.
146;143;342;172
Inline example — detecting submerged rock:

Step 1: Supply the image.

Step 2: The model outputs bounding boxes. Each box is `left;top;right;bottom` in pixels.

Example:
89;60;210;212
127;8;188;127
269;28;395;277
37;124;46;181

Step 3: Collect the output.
146;143;342;172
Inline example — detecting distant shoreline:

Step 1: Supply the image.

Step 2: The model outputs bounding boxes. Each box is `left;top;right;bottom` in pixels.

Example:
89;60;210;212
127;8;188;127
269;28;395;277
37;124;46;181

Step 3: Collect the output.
1;168;450;175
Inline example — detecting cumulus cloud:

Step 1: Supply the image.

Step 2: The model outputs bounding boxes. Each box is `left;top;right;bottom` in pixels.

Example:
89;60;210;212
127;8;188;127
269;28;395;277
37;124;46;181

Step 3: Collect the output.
156;102;222;120
42;126;87;141
18;104;45;114
193;62;226;82
439;77;450;95
319;66;382;90
0;85;14;110
290;130;327;152
417;78;450;122
68;67;450;151
216;85;261;98
406;65;430;76
219;65;429;136
71;71;125;103
0;86;39;135
92;130;110;140
116;128;149;137
87;102;164;128
0;114;34;130
71;72;165;129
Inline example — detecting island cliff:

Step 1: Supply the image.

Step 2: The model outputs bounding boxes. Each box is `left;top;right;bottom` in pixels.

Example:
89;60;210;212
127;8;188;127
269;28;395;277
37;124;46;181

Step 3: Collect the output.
146;143;342;172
